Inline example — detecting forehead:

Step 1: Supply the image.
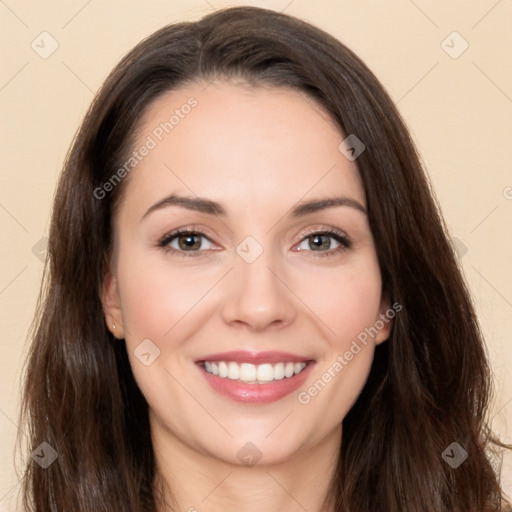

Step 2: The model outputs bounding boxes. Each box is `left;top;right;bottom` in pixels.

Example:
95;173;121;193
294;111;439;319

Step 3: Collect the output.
116;80;366;221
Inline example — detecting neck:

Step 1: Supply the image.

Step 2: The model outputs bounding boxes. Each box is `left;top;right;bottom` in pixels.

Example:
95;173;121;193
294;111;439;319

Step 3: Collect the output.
151;421;341;512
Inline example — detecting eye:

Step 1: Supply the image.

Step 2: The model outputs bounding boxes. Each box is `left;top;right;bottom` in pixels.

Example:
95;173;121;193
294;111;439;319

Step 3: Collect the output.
158;228;215;257
294;228;351;257
157;226;351;258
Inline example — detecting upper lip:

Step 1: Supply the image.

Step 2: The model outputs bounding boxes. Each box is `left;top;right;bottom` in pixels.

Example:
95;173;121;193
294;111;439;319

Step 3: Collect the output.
195;350;314;365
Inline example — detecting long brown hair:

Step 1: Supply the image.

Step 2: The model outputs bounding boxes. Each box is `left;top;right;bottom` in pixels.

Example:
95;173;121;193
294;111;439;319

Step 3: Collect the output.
17;6;511;511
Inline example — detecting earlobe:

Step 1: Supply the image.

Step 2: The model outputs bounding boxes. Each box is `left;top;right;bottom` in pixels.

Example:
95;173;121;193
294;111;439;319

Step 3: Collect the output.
101;269;124;339
375;296;394;345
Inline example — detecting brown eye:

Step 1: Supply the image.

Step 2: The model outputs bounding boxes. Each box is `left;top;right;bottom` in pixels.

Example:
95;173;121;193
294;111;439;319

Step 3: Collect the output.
305;233;335;251
295;229;350;256
176;233;203;251
159;229;215;256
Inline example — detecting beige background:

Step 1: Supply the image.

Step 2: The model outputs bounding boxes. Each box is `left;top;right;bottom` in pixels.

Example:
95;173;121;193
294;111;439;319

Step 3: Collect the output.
1;0;511;509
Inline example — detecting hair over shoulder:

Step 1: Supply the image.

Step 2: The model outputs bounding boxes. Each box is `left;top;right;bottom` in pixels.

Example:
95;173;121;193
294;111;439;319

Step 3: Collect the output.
17;6;512;512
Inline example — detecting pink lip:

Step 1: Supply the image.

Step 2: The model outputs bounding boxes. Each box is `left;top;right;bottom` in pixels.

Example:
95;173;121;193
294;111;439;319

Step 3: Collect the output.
195;350;314;365
196;360;316;404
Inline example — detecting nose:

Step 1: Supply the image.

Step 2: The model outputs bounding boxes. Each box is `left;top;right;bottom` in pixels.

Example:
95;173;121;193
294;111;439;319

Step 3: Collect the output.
221;247;297;332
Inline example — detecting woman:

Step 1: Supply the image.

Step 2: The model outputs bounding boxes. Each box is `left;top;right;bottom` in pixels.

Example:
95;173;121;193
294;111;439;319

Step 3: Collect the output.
18;6;511;511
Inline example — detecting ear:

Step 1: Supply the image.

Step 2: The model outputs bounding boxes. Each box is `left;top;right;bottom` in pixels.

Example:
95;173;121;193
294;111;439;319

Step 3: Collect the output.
374;293;395;345
100;267;124;339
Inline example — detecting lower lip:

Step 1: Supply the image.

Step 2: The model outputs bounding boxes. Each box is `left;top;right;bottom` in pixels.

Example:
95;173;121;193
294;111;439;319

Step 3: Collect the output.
197;362;315;404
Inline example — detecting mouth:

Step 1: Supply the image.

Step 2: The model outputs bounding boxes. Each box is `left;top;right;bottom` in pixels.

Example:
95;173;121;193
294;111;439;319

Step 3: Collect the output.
195;350;316;403
197;360;312;384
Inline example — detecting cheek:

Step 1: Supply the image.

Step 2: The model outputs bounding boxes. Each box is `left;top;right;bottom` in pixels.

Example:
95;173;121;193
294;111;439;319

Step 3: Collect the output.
302;261;383;348
116;253;210;399
295;266;382;421
117;249;213;341
118;247;383;347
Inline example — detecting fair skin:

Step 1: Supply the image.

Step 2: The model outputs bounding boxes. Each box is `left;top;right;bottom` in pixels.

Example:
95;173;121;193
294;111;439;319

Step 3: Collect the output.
101;80;392;512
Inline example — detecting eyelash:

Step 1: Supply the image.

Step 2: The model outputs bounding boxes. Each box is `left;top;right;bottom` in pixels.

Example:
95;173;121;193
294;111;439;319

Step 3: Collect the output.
157;226;351;259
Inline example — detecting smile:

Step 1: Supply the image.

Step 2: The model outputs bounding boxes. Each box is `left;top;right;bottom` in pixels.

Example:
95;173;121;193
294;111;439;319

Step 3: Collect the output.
195;350;316;403
201;360;309;384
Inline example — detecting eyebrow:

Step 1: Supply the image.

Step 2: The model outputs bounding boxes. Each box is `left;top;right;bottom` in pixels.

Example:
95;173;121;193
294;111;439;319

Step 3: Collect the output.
140;193;367;222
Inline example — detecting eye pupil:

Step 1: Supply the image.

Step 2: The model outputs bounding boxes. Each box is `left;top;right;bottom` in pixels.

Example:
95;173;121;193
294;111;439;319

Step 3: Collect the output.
179;234;201;250
310;234;330;250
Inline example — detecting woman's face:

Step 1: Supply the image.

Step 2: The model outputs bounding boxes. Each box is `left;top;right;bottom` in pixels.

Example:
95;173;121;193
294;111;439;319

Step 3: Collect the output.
102;80;392;466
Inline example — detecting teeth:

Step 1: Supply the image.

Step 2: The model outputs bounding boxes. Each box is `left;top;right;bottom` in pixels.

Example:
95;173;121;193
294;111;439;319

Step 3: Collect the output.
202;360;308;383
228;362;239;380
240;362;256;381
273;362;285;380
284;362;294;378
218;362;228;378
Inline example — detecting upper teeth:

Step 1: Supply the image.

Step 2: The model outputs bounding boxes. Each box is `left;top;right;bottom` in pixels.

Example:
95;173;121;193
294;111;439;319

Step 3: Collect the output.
204;361;307;383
